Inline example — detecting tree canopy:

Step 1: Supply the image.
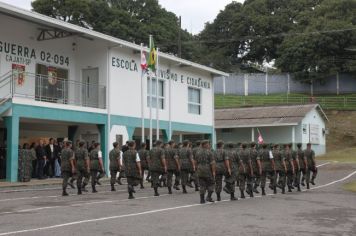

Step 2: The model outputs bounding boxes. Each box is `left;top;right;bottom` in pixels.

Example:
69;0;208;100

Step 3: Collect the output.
31;0;356;81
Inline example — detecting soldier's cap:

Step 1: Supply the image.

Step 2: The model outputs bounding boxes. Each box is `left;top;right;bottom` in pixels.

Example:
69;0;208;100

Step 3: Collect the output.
113;142;119;148
262;144;268;148
128;141;136;147
168;140;175;145
183;140;190;146
283;143;289;147
227;142;234;148
273;144;279;148
201;140;209;145
288;143;293;148
217;140;224;147
297;143;302;148
155;140;163;146
195;140;201;145
79;141;85;147
66;140;72;146
241;143;247;148
307;143;312;146
250;142;256;147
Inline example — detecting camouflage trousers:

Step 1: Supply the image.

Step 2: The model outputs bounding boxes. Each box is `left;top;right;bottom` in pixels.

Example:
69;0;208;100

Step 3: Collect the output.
294;169;305;186
167;170;180;188
150;171;163;188
62;171;72;190
286;170;295;188
276;170;286;188
77;168;90;189
239;173;253;192
180;170;190;186
252;171;261;187
215;174;224;193
260;170;275;188
110;169;119;186
302;167;317;184
90;169;105;187
225;171;238;193
127;177;140;194
198;177;215;195
189;172;199;187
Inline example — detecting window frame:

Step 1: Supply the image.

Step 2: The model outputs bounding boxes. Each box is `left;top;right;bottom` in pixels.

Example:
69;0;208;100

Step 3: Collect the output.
188;87;202;115
147;77;165;110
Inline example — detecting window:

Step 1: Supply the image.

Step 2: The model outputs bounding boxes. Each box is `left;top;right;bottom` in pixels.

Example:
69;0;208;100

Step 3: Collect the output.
147;78;165;109
188;87;201;115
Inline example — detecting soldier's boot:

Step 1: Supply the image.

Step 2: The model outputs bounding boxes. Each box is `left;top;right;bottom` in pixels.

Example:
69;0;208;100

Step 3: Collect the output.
128;186;135;199
195;184;199;192
288;186;292;192
92;185;98;193
154;187;160;196
168;187;172;194
62;188;69;196
240;190;245;199
253;184;259;194
111;185;116;192
77;187;82;195
82;183;88;192
216;192;221;201
261;187;266;196
273;187;277;194
282;187;285;194
117;177;123;185
297;185;301;192
301;177;305;186
182;185;187;194
140;179;145;189
206;192;214;203
311;177;316;185
230;192;238;201
249;190;254;198
307;183;310;189
174;184;180;191
128;192;134;199
200;194;206;204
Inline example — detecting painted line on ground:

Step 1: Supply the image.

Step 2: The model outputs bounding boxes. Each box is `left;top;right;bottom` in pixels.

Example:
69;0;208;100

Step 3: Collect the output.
0;167;354;236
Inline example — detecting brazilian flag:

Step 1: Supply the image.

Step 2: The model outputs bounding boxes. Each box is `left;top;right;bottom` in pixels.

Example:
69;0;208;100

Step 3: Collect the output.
148;36;156;71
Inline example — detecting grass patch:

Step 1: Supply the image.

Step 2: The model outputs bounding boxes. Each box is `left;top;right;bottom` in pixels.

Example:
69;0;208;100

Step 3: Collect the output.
215;93;356;110
317;148;356;163
343;181;356;192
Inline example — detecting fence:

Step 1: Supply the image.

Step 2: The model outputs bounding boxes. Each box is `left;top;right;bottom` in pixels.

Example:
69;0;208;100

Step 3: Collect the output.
215;73;356;96
216;95;356;110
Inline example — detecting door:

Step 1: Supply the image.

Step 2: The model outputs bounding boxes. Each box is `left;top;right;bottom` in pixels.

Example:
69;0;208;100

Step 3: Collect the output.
82;68;99;108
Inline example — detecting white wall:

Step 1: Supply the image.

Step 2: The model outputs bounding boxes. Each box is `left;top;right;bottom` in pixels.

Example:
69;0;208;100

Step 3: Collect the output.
301;109;326;155
109;47;214;127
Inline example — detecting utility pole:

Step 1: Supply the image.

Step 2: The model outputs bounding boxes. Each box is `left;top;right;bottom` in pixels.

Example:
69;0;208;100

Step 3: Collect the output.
178;16;182;58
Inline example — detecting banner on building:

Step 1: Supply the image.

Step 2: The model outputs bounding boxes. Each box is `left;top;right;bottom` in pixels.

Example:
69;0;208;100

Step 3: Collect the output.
48;67;58;85
309;124;320;144
12;64;25;86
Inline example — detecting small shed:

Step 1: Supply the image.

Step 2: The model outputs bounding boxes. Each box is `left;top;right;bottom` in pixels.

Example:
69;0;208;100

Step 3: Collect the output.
215;104;328;155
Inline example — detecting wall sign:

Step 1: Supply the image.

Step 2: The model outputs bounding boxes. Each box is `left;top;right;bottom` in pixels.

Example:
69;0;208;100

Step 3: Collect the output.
12;64;25;86
309;124;320;144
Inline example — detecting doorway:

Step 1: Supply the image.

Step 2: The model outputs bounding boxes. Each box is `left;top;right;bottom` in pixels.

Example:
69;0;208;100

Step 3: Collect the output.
82;68;99;108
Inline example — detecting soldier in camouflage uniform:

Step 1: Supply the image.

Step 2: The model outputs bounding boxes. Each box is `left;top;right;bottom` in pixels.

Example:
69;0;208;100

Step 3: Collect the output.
259;144;276;195
213;141;228;201
195;140;216;204
178;140;195;194
123;141;142;199
294;143;305;192
283;144;295;192
190;141;201;191
89;143;105;193
250;142;262;194
166;140;181;194
109;142;122;192
238;143;253;198
224;142;240;200
61;141;75;196
75;141;90;195
303;143;317;189
273;144;287;194
138;143;150;189
149;140;167;196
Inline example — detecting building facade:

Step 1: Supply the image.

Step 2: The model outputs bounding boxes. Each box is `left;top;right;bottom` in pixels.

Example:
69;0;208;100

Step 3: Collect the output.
215;105;328;155
0;2;227;182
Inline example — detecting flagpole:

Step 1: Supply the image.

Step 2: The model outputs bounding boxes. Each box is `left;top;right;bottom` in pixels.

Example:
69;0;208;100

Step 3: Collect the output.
156;47;160;141
149;35;153;149
140;43;145;144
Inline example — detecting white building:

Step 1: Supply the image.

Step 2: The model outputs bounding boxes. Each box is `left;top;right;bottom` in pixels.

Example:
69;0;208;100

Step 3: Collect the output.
215;104;328;155
0;2;228;182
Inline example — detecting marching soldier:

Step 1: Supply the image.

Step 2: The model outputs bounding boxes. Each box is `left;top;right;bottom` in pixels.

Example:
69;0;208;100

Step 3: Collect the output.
303;143;317;189
149;140;167;196
195;140;216;204
123;141;142;199
178;140;195;194
138;143;150;189
190;140;201;191
117;141;129;185
250;142;262;194
166;140;181;194
273;144;287;194
284;144;295;192
109;142;122;192
213;141;228;201
238;143;253;198
224;142;240;201
61;141;75;196
294;143;306;192
75;141;90;195
89;142;105;193
259;143;276;195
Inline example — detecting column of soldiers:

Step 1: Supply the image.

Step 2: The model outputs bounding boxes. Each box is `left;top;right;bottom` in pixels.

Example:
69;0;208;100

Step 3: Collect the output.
60;139;318;203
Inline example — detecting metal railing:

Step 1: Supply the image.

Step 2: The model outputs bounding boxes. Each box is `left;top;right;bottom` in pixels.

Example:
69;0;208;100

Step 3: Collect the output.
216;95;356;110
0;71;106;109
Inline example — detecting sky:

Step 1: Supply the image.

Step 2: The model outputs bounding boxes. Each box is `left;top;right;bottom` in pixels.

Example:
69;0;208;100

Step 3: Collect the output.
0;0;244;34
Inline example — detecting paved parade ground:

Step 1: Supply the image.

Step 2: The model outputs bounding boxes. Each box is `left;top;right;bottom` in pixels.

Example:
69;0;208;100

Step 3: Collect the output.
0;161;355;236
